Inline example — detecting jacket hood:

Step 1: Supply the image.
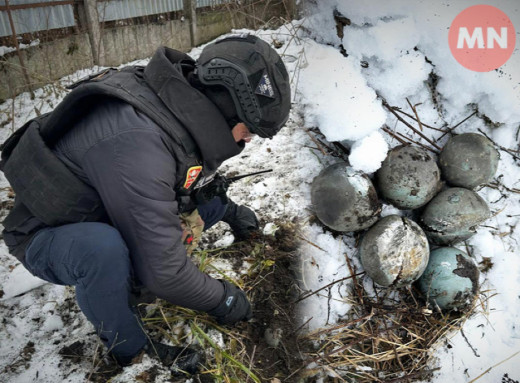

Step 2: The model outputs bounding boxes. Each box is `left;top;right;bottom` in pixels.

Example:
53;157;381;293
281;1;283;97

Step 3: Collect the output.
144;46;243;172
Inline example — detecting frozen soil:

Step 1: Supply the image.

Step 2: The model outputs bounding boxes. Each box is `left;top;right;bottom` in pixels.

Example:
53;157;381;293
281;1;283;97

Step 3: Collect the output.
236;223;308;379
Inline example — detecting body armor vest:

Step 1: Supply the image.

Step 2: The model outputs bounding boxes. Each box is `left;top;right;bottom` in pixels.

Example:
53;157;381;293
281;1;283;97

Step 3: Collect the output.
1;63;202;231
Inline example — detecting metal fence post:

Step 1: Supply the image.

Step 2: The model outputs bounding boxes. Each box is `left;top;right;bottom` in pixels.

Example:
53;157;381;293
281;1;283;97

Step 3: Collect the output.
83;0;104;65
184;0;197;47
4;0;35;98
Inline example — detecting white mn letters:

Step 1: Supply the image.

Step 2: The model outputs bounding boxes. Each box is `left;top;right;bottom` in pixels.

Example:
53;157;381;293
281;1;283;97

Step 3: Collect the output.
457;27;508;49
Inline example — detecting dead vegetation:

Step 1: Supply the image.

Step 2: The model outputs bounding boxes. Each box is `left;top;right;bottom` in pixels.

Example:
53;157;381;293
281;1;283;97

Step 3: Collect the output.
126;221;307;382
297;269;488;382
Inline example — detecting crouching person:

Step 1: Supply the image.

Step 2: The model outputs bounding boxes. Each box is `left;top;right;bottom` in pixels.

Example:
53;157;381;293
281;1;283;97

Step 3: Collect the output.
0;34;291;373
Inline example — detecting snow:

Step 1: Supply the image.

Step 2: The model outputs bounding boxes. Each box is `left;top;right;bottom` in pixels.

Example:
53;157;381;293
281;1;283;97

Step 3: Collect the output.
1;263;47;300
297;39;387;141
0;1;520;381
0;46;16;56
314;0;520;127
213;233;234;248
348;130;389;173
42;315;64;332
296;223;353;330
0;39;40;57
262;222;279;236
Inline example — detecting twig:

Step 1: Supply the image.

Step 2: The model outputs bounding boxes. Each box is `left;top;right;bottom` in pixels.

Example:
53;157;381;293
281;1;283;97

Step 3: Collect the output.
307;312;374;337
332;141;350;156
296;234;327;252
393;108;448;132
305;129;328;156
326;288;332;325
308;335;372;366
321;326;400;360
478;128;520;161
485;182;520;195
281;20;305;57
246;345;256;383
382;125;408;145
345;253;363;305
380;368;441;383
383;101;442;151
461;329;480;357
383;315;406;372
290;317;313;337
11;98;15;134
406;98;424;131
384;122;437;152
468;349;520;383
295;273;365;303
159;306;172;331
394;130;439;154
437;111;478;140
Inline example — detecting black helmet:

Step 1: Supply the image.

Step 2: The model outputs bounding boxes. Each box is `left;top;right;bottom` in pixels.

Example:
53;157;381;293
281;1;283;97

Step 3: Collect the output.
197;34;291;138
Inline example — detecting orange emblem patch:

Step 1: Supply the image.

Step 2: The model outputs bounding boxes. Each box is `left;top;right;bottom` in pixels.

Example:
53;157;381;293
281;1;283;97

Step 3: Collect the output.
183;166;202;189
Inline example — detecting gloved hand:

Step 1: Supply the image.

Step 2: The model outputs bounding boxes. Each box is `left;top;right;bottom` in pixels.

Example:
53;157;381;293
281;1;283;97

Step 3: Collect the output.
222;200;260;240
207;280;252;325
180;209;205;255
145;341;204;374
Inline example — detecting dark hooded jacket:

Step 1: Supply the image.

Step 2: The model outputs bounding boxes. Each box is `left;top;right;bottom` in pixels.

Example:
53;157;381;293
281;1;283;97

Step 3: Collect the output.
2;47;245;311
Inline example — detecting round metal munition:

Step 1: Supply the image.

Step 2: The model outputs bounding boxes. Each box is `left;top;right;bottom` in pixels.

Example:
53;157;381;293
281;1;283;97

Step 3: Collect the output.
421;187;490;245
311;163;380;232
376;145;442;209
439;133;499;189
359;215;430;287
417;247;480;311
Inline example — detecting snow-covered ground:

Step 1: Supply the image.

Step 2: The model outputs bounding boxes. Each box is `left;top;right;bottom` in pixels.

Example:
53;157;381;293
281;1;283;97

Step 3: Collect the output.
1;0;520;382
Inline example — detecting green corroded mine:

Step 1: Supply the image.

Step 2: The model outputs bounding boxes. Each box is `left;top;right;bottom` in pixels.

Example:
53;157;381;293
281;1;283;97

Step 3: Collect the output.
311;163;381;232
417;247;480;311
376;145;442;209
420;188;490;245
439;133;499;190
359;215;430;287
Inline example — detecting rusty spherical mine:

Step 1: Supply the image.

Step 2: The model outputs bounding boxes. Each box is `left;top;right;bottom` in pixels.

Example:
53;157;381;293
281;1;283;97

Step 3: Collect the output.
311;163;381;232
359;215;430;287
417;247;480;311
376;145;442;209
421;188;490;245
440;133;499;189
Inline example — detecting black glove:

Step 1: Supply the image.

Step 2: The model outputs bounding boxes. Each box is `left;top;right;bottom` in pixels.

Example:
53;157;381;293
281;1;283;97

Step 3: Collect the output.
207;280;252;325
144;341;203;374
222;200;259;240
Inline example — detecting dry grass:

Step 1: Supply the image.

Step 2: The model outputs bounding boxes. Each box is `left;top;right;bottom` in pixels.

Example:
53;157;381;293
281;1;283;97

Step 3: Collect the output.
300;264;489;383
135;222;304;382
140;304;261;382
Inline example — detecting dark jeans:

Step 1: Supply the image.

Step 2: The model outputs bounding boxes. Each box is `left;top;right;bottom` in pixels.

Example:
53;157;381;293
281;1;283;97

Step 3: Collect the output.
23;199;227;362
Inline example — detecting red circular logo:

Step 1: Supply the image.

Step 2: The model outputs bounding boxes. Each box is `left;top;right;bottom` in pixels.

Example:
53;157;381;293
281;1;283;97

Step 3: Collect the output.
448;5;516;72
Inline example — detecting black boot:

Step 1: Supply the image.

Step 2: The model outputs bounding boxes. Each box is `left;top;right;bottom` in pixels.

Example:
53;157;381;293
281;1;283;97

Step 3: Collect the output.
222;200;260;240
145;341;204;374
